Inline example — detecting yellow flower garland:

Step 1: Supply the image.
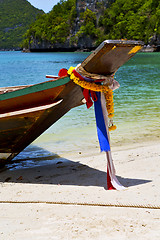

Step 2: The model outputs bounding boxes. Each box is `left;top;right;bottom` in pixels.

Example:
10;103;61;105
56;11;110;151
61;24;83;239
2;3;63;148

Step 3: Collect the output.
68;67;116;131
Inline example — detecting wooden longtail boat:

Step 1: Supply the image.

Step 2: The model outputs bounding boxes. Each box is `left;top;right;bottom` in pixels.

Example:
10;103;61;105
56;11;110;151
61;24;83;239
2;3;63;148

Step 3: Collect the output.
0;40;143;165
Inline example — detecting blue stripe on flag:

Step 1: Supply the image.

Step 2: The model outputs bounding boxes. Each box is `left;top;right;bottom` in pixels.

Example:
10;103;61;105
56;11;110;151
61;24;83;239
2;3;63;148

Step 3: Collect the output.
94;92;110;152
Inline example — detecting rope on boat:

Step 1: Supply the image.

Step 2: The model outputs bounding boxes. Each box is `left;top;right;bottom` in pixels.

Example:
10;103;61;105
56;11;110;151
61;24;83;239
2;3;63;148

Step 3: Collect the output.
0;200;160;209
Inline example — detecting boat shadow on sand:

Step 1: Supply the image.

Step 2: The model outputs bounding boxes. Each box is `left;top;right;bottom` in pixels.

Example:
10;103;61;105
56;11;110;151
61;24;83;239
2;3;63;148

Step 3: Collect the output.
0;145;151;189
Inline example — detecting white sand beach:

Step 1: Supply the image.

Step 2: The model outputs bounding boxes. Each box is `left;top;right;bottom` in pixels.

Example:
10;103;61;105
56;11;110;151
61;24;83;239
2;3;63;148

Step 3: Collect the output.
0;141;160;240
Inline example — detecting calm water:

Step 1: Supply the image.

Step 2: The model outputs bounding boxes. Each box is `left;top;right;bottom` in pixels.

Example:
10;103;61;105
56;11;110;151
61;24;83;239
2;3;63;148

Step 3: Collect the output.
0;51;160;168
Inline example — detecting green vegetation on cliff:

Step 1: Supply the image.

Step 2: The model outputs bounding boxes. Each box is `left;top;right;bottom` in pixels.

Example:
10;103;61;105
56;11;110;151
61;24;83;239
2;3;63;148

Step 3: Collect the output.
0;0;44;50
1;0;160;50
99;0;160;43
23;0;76;48
23;0;160;50
73;9;100;41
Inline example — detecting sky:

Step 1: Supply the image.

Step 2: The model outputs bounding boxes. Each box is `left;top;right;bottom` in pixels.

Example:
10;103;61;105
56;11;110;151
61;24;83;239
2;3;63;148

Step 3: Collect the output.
27;0;60;13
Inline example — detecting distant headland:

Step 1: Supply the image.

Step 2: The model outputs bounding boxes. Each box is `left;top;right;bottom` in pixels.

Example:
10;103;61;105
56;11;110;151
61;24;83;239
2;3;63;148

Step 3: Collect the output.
1;0;160;52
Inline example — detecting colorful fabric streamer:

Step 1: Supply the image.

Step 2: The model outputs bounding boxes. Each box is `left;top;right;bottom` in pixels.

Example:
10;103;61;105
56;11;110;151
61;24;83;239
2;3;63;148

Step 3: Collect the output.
95;92;125;190
67;66;125;190
94;92;110;152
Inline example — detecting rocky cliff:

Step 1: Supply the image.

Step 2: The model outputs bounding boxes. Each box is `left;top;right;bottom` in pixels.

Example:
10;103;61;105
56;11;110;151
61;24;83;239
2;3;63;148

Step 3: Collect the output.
76;0;113;19
28;0;115;52
27;0;160;52
72;0;115;50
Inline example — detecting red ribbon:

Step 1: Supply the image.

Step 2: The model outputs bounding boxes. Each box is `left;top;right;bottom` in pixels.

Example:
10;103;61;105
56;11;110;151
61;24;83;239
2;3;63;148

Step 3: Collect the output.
59;68;103;109
72;69;102;109
83;89;97;108
58;68;68;77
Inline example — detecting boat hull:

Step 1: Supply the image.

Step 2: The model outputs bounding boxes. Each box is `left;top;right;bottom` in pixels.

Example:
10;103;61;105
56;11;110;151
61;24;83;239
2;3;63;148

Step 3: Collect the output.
0;40;144;166
0;80;84;164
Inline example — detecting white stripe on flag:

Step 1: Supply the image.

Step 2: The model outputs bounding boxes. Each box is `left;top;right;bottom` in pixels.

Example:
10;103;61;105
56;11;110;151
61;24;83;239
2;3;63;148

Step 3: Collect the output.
101;92;125;190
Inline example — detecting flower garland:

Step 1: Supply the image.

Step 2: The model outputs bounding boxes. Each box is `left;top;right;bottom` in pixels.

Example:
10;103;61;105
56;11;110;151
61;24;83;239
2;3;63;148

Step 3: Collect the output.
68;67;110;92
104;89;117;131
68;67;116;131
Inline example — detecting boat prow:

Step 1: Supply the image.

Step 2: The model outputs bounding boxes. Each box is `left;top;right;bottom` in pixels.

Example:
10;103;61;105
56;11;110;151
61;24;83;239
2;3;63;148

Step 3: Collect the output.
0;40;144;165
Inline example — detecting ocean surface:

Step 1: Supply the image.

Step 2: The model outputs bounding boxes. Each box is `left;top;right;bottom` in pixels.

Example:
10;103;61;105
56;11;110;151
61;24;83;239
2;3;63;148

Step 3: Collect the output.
0;50;160;169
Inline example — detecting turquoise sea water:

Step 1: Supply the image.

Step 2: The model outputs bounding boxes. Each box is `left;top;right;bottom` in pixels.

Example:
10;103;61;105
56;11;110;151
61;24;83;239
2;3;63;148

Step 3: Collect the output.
0;51;160;167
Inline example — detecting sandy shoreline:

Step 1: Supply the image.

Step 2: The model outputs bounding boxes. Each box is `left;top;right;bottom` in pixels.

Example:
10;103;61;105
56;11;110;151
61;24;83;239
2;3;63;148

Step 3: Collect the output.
0;141;160;239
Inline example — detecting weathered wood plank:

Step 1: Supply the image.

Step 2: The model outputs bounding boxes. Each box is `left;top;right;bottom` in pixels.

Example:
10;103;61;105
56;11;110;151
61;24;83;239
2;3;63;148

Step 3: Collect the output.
0;85;64;114
0;76;70;101
0;81;83;162
7;83;83;161
0;101;63;151
81;40;143;75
